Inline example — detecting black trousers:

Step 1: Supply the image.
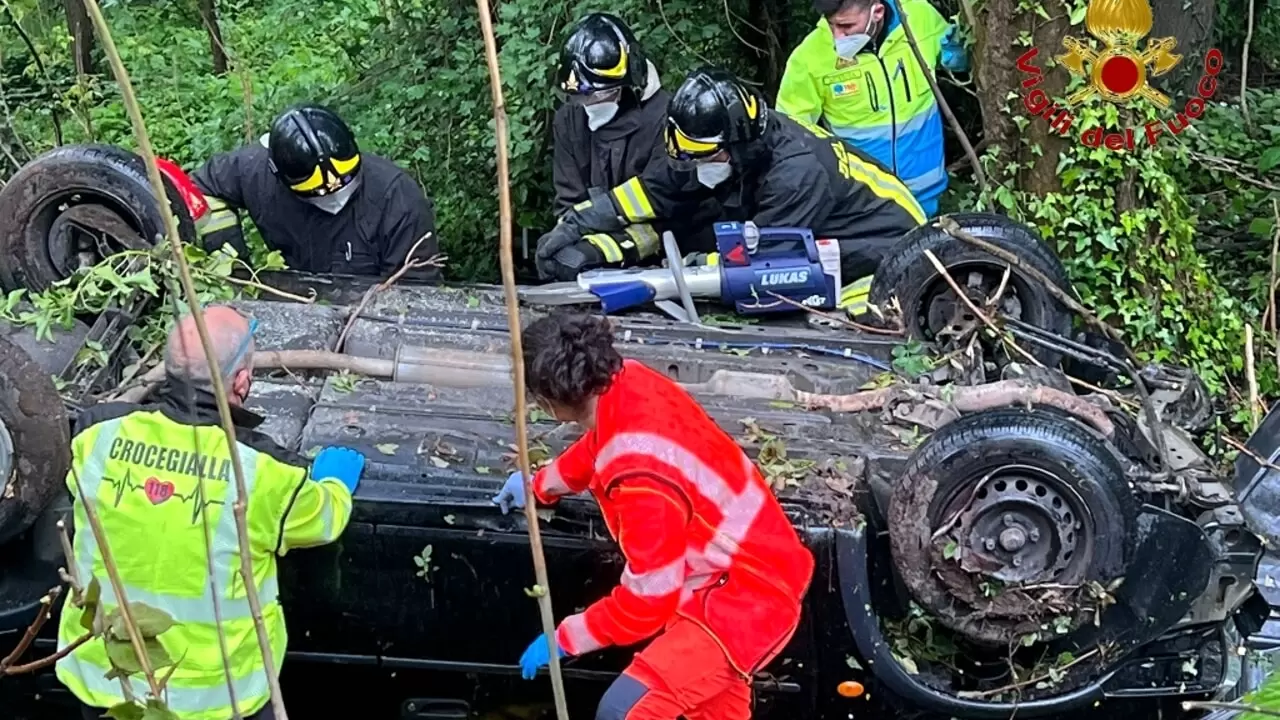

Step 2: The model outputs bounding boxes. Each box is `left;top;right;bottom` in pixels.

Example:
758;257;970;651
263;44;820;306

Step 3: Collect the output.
82;702;275;720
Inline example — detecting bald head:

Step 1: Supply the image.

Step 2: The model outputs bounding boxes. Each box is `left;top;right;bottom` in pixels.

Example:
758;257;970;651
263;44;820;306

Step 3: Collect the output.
164;306;255;396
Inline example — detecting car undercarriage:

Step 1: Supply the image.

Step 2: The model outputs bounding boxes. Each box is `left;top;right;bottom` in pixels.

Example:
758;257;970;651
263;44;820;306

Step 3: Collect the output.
1;145;1279;719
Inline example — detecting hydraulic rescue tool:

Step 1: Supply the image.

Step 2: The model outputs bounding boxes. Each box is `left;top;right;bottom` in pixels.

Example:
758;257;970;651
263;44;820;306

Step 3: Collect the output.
518;222;844;323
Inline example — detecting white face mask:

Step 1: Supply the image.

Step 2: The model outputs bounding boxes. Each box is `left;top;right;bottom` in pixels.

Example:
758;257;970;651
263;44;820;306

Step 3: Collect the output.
584;102;620;131
696;161;733;188
835;13;877;59
302;175;362;215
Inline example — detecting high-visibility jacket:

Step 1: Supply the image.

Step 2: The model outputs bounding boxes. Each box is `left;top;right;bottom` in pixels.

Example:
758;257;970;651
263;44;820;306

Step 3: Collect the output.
532;360;814;676
56;380;352;720
777;0;967;215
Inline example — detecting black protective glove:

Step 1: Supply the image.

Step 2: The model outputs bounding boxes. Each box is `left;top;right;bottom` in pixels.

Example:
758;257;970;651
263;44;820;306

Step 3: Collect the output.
572;187;626;234
536;188;625;280
535;222;583;280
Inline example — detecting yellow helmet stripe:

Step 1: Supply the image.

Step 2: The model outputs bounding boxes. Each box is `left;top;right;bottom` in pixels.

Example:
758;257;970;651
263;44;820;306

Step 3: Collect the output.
289;166;325;192
673;128;720;154
331;154;360;175
595;45;628;78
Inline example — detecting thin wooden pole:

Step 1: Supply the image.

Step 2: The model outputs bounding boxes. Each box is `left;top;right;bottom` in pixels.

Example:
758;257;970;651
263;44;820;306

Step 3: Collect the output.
896;4;986;193
79;0;285;716
472;1;570;718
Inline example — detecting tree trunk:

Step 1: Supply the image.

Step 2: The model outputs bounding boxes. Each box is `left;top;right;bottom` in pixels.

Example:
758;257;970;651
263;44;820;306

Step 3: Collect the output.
61;0;94;75
197;0;228;76
1150;0;1216;97
971;0;1020;181
1020;0;1072;194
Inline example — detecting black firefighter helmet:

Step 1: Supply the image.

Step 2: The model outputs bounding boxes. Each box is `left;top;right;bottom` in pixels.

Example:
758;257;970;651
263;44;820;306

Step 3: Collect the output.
665;67;768;164
557;13;648;101
266;104;361;198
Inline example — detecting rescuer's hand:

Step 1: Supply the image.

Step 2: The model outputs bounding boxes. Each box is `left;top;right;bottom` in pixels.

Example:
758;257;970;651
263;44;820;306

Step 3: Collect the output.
519;632;568;680
311;446;366;495
535;223;583;280
492;471;527;515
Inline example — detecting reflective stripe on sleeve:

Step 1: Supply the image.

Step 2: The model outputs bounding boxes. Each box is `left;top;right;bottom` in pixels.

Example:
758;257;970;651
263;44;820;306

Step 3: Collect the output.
557;612;606;655
536;464;572;497
594;432;767;566
623;225;661;259
620;556;686;597
585;233;624;264
197;209;239;236
610;178;656;222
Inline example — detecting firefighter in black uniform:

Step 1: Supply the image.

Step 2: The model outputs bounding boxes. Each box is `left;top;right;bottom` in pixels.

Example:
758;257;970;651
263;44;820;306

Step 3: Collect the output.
539;13;719;281
192;104;440;282
535;67;926;313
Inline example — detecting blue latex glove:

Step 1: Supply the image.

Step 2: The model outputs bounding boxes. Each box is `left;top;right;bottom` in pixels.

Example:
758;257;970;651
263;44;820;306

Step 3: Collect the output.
941;24;970;73
492;470;527;515
311;446;366;494
519;632;568;680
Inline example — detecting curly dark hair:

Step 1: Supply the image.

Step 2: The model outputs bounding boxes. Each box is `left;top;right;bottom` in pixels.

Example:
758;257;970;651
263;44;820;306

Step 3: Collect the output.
521;312;623;408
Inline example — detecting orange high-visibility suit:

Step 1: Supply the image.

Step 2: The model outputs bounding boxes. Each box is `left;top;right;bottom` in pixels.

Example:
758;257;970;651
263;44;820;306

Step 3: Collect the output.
532;360;815;719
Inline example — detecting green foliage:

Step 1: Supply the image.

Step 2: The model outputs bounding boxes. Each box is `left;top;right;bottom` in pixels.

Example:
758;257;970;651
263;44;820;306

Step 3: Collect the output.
954;83;1280;405
1;0;766;282
0;244;283;384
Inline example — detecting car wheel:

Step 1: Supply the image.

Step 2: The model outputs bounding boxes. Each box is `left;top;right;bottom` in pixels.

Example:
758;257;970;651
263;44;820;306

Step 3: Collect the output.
869;213;1073;365
0;144;197;292
0;334;70;546
887;407;1137;646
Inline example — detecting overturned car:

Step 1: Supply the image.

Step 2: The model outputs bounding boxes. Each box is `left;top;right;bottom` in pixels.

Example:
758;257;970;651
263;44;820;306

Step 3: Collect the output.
0;145;1277;719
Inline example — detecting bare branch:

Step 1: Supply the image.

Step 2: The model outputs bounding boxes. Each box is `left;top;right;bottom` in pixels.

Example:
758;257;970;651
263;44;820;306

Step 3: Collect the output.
79;0;286;714
474;0;570;716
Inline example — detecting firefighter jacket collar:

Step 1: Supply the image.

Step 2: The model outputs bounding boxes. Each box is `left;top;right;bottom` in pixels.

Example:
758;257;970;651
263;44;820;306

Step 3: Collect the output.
153;376;266;430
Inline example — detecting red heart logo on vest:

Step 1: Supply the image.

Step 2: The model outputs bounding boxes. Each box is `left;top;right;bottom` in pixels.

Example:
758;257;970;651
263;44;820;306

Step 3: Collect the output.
144;477;175;505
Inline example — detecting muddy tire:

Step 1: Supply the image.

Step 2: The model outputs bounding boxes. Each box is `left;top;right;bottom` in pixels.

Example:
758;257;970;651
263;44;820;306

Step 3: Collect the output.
869;213;1073;365
0;335;70;546
0;144;197;292
887;407;1137;646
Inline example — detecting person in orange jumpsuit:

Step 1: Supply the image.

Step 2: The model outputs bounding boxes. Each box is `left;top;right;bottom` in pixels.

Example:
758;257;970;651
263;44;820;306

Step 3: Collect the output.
492;312;815;719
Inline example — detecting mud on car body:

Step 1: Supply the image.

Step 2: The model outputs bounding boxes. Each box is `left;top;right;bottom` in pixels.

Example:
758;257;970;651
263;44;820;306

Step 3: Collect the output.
0;145;1274;719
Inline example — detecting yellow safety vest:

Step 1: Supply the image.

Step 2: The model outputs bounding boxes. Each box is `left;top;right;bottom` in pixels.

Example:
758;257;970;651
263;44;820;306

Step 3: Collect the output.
55;386;351;720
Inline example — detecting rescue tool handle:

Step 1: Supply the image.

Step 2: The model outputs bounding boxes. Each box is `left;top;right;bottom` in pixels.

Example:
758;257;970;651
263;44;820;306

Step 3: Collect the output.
663;231;700;325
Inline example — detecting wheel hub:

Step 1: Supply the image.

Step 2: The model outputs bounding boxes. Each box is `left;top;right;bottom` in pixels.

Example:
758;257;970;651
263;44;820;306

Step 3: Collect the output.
955;470;1083;585
924;268;1026;341
47;203;148;276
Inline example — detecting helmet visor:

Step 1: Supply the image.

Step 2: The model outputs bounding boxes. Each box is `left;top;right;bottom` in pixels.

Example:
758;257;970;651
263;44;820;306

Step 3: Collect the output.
665;122;723;163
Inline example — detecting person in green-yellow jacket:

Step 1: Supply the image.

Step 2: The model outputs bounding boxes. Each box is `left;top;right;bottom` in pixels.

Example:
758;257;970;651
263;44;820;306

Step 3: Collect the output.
56;306;365;720
777;0;969;216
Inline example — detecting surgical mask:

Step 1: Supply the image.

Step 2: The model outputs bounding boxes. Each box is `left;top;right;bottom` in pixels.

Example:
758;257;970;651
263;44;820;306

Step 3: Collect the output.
835;14;877;59
302;175;362;215
585;102;620;131
696;161;733;188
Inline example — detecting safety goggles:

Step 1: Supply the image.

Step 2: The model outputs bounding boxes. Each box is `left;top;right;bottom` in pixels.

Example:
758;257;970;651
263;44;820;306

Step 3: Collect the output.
559;85;623;106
